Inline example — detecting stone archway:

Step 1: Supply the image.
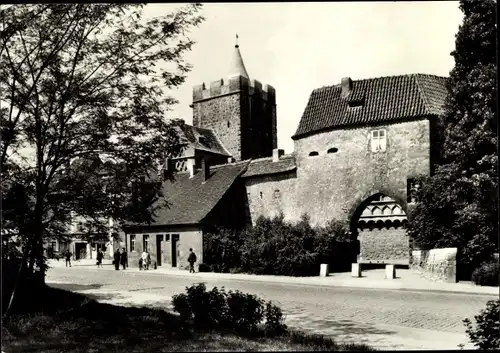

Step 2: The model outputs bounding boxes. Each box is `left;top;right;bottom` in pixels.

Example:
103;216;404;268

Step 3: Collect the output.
352;193;409;265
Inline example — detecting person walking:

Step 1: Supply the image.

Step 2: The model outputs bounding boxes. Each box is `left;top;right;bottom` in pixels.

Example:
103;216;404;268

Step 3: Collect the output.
188;248;197;273
65;250;72;267
141;250;149;271
146;252;151;271
120;248;127;270
113;249;120;270
96;249;104;268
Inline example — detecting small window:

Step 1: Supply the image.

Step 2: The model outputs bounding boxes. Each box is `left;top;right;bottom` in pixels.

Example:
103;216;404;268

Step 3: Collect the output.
273;189;280;199
227;121;230;128
130;235;136;252
143;234;149;252
165;234;170;242
260;192;263;198
198;136;206;144
371;129;387;152
308;151;319;157
327;147;338;154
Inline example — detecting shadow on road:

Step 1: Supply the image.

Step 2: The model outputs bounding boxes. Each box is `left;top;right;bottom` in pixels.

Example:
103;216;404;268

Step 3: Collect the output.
49;283;103;291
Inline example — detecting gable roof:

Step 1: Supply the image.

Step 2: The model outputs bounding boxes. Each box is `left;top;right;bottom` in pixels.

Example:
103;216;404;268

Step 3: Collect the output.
146;160;250;226
242;154;296;178
292;74;448;139
177;124;231;157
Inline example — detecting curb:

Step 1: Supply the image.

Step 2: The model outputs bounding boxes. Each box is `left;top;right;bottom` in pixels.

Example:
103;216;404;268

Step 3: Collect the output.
47;265;499;297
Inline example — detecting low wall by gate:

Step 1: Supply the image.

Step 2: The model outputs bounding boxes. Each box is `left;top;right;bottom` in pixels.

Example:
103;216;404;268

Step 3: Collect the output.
410;247;457;283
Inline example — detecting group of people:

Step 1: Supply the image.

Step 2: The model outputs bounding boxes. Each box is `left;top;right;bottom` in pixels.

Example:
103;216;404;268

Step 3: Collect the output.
139;251;152;270
63;246;198;273
113;248;128;270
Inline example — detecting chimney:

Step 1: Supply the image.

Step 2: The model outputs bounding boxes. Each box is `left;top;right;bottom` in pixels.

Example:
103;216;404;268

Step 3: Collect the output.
341;77;353;98
201;157;210;182
272;148;284;162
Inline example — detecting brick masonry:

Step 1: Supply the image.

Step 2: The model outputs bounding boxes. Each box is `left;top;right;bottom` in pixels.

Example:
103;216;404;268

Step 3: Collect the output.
243;119;430;261
359;228;409;263
192;75;277;161
410;248;458;283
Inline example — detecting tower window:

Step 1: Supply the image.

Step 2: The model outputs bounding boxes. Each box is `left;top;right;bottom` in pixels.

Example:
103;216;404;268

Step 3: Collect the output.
227;121;230;128
327;147;338;154
308;151;319;157
260;192;263;198
407;178;420;203
273;189;280;199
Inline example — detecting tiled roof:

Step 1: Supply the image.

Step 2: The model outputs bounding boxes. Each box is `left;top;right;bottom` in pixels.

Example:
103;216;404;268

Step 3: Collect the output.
242;154;296;178
293;74;448;139
177;124;231;157
148;160;250;226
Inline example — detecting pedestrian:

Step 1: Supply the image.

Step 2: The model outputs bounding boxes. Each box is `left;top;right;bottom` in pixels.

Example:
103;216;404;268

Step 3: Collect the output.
147;252;151;271
141;250;148;270
138;257;143;271
113;249;120;270
96;249;104;268
65;250;72;267
188;248;197;273
120;248;127;270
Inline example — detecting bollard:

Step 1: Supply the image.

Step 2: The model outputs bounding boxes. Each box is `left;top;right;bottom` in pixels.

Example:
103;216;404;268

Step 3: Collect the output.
320;264;329;277
385;264;396;279
351;263;361;277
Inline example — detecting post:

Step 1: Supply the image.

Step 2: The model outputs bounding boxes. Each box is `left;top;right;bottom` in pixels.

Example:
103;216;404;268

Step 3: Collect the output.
320;264;329;277
385;264;396;279
351;263;361;277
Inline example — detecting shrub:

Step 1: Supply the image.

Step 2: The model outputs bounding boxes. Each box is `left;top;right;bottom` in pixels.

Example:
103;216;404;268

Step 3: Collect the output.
171;283;287;336
463;300;500;350
471;261;499;286
203;228;242;273
197;263;211;272
264;301;287;335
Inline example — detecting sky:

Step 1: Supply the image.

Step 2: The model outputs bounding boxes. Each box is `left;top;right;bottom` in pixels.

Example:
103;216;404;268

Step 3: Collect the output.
144;1;464;154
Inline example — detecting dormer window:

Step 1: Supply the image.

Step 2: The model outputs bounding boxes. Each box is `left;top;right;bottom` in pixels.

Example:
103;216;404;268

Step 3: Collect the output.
308;151;319;157
327;147;338;154
371;129;387;152
198;136;206;144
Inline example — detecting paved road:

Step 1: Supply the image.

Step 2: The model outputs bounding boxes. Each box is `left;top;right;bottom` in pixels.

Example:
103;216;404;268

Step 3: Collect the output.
46;267;496;350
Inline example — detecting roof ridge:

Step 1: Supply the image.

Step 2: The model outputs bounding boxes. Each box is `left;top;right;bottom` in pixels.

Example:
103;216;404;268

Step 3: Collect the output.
314;73;448;92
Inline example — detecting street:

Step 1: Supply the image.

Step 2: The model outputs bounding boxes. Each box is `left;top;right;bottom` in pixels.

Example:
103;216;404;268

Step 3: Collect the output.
46;266;496;350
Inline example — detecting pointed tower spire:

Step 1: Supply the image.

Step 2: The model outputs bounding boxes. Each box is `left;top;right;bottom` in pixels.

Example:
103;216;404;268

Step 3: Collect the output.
229;34;249;79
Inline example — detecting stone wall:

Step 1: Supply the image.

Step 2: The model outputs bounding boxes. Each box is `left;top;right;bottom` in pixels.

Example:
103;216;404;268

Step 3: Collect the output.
192;75;277;161
410;247;458;283
244;172;297;224
359;227;409;264
293;119;431;226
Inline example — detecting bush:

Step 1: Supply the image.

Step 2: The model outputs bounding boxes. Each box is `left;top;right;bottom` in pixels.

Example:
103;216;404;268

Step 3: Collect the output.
203;228;243;273
471;261;499;286
171;283;287;336
463;300;500;350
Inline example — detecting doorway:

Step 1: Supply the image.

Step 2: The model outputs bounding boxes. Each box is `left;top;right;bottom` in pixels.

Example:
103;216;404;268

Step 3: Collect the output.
156;235;163;266
75;243;86;260
171;234;179;267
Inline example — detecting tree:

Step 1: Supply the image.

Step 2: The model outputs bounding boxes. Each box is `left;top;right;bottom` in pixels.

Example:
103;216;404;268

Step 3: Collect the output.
408;0;497;277
0;4;204;314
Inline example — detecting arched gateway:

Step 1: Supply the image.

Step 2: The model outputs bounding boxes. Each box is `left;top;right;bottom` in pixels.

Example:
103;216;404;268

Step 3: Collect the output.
351;193;410;265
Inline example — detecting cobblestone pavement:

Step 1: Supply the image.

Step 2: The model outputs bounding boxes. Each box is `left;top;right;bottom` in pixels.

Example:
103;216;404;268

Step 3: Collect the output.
46;267;496;350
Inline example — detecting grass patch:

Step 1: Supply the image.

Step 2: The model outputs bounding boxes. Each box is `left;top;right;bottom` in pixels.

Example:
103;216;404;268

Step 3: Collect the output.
2;286;375;352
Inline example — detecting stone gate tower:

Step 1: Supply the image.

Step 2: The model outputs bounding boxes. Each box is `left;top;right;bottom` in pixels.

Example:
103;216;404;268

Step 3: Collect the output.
191;39;277;161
